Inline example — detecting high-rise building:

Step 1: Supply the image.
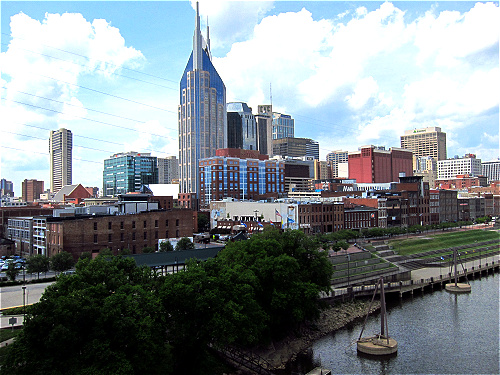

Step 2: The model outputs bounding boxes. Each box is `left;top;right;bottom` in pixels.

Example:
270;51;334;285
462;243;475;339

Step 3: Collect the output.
482;159;500;183
326;150;349;178
49;128;72;193
400;127;447;161
103;152;158;196
272;112;294;140
198;148;284;208
178;2;226;195
437;154;482;180
255;105;273;156
227;102;257;151
348;145;413;183
0;179;14;197
272;137;319;160
21;179;44;202
158;156;179;184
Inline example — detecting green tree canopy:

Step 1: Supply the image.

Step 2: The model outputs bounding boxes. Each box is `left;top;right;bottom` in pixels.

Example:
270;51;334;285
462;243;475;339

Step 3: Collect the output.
26;254;50;279
175;237;195;251
49;251;74;273
1;255;172;375
5;262;20;281
159;241;174;252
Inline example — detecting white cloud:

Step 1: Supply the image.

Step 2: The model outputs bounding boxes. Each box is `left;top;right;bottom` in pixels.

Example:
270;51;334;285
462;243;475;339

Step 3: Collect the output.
345;76;379;110
192;0;274;49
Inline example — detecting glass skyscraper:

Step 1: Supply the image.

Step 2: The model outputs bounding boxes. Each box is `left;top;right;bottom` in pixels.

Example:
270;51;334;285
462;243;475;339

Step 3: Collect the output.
103;152;158;196
178;2;226;195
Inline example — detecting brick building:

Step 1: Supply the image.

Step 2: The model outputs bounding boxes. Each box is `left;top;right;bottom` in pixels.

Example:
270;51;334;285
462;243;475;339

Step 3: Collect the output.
344;205;378;231
348;145;413;183
297;202;344;234
46;209;196;259
22;179;44;202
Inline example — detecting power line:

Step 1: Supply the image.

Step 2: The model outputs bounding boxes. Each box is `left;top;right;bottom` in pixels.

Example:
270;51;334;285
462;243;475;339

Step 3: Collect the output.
3;98;177;142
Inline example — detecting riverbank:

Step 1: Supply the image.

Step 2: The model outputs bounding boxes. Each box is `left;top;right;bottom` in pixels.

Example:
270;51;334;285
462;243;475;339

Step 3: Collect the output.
246;299;381;371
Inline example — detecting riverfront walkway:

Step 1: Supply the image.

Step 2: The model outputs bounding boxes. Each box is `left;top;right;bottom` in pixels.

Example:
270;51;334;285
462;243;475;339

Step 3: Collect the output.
328;253;500;300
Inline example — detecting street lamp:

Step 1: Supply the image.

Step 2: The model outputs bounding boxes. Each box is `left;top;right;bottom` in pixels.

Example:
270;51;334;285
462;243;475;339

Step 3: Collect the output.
347;253;351;298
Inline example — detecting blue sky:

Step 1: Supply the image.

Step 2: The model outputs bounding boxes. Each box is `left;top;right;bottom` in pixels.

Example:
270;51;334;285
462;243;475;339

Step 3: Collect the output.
1;1;498;196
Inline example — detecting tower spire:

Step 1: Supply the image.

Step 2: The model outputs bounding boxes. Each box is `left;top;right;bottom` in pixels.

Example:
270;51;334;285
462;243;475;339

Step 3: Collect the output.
193;1;202;70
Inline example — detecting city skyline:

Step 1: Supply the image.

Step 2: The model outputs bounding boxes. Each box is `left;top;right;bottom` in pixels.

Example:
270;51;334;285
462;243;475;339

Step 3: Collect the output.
1;1;498;196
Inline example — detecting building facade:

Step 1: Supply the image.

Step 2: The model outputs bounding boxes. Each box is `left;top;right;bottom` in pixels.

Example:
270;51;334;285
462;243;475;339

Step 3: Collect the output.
272;112;294;140
255;105;273;156
1;179;14;197
199;149;284;208
326;150;349;178
437;154;482;180
49;128;72;193
21;179;44;202
178;3;226;195
348;145;413;183
158;156;179;184
272;137;319;160
482;159;500;183
103;152;158;196
400;127;446;160
227;102;257;151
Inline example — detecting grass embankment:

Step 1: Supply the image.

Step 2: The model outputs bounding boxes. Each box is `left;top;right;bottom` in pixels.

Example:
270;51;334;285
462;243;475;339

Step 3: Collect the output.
389;230;499;257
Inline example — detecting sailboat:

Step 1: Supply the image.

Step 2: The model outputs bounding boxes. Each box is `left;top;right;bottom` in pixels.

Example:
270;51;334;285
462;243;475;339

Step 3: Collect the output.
357;276;398;356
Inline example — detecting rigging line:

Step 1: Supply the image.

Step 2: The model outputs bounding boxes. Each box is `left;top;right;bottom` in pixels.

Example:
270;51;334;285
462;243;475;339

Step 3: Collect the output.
4;98;178;141
0;145;102;164
14;122;123;146
0;43;178;91
1;130;117;154
5;88;177;132
35;72;175;113
1;32;178;84
7;122;174;155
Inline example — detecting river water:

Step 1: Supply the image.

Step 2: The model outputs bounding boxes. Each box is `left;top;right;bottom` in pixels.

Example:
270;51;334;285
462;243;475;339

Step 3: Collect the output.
287;273;499;375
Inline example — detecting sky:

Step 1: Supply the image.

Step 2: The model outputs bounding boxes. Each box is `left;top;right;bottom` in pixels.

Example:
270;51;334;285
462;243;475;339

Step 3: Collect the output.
1;0;498;196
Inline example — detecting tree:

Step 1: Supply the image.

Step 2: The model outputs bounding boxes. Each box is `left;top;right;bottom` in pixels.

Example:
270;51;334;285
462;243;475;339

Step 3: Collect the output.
1;255;172;374
26;254;50;279
50;251;74;274
159;241;174;252
142;246;155;253
79;252;92;261
175;237;195;251
5;262;20;281
197;213;209;232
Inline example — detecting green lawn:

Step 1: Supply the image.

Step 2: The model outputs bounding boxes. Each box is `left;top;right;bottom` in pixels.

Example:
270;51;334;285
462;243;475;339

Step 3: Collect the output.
389;230;499;256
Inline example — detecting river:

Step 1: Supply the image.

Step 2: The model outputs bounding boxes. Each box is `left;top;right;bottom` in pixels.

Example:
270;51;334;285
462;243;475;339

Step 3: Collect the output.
287;273;499;375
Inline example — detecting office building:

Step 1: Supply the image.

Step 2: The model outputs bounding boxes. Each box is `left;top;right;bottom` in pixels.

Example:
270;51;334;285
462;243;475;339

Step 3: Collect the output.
348;145;413;183
482;159;500;183
326;150;349;178
272;112;294;139
21;179;44;202
413;155;437;188
158;156;179;184
198;148;284;208
255;105;273;156
401;127;446;160
103;152;158;196
178;2;226;195
437;154;482;180
49;128;72;193
272;137;319;160
1;179;14;197
314;160;332;180
227;102;257;151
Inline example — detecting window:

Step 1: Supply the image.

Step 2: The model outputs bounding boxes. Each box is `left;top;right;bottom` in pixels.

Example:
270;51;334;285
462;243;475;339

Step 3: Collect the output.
144;220;147;228
132;232;136;240
120;222;124;230
132;221;136;229
165;230;169;238
120;233;124;241
144;232;147;240
93;234;98;243
94;222;97;230
108;234;112;242
108;222;112;230
176;219;179;226
165;219;169;227
155;220;158;228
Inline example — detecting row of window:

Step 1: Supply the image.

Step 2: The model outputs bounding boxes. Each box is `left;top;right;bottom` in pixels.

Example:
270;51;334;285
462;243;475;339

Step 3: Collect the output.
93;230;181;244
93;219;180;231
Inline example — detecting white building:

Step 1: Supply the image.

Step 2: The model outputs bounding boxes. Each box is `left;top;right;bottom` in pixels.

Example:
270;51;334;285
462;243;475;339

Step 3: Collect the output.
438;154;482;180
482;159;500;183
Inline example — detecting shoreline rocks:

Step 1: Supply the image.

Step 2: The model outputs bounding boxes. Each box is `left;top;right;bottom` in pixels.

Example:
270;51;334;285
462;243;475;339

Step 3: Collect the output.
247;299;381;371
